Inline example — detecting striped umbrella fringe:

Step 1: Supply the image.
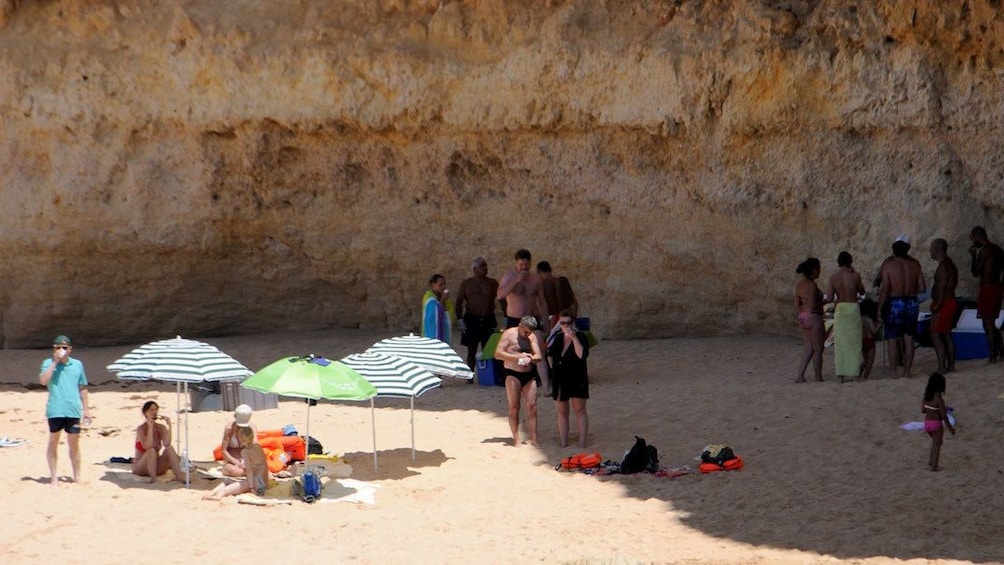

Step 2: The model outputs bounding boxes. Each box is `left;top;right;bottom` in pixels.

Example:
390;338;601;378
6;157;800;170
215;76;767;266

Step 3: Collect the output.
365;334;474;379
339;352;442;398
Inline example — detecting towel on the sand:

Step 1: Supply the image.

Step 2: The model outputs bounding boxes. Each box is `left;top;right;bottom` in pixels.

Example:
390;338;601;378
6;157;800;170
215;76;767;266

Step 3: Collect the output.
834;303;862;377
236;477;377;505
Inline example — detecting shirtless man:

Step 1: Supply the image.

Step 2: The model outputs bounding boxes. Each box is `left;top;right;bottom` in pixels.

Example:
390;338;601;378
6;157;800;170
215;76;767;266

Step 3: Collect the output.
878;235;926;378
825;251;865;382
498;249;550;391
929;238;959;372
455;256;500;372
537;261;579;329
494;316;543;447
968;226;1004;363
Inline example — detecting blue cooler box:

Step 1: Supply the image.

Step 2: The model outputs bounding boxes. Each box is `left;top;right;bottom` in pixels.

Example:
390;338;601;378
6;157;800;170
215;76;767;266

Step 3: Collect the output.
952;331;989;360
951;309;1001;360
476;358;501;386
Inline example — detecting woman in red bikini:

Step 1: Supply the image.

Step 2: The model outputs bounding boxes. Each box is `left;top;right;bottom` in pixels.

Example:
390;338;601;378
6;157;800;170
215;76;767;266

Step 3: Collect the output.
131;401;183;483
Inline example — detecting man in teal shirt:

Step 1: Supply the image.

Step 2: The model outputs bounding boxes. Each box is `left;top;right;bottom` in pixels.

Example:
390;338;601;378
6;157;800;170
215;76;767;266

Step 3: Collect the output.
39;335;91;486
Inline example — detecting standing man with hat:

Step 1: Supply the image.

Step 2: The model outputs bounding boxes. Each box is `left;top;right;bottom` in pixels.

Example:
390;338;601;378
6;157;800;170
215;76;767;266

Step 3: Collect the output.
39;334;91;486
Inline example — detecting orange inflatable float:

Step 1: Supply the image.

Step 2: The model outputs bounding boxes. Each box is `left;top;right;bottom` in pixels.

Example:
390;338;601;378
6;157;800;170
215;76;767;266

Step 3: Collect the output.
558;452;602;470
698;457;744;473
213;430;307;473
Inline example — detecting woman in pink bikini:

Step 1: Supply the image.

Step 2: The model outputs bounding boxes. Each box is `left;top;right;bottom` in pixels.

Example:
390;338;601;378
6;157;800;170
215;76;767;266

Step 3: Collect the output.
131;401;183;483
794;257;825;383
922;372;956;471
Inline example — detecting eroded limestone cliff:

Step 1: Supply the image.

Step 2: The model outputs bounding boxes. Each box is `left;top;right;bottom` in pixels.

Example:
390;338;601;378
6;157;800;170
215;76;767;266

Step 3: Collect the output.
1;0;1002;347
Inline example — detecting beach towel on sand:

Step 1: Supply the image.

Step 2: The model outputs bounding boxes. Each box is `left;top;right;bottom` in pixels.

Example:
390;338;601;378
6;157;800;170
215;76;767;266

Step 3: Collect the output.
834;303;862;377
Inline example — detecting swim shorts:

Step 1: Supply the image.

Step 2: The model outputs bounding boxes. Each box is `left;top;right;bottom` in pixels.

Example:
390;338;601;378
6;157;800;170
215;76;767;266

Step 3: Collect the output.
48;417;81;434
504;368;535;388
930;296;958;334
883;297;919;339
977;284;1004;320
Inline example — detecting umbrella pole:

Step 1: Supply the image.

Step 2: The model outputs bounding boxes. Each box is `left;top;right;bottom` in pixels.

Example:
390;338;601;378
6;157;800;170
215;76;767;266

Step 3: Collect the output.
410;396;416;463
175;382;182;454
184;382;190;487
371;398;377;473
305;400;311;469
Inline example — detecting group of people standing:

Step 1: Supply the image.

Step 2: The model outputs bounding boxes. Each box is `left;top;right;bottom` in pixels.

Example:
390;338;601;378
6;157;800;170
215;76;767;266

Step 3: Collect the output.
795;226;1004;383
420;249;589;449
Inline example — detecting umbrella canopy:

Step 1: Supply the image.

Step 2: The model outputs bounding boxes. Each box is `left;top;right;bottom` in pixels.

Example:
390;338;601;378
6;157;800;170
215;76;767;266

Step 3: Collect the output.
107;336;252;487
108;336;252;382
365;334;474;379
339;352;441;399
340;352;442;462
241;355;379;471
243;355;378;401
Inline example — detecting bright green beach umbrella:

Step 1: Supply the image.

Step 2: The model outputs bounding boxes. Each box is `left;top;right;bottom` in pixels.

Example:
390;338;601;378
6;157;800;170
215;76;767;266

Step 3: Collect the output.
241;355;379;471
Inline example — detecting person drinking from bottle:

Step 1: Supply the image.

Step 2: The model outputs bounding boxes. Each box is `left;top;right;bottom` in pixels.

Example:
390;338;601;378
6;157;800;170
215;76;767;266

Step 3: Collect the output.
39;334;91;486
132;400;183;483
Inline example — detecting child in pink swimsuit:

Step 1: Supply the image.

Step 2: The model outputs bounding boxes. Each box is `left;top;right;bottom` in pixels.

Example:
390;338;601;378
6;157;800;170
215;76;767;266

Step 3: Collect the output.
922;372;956;471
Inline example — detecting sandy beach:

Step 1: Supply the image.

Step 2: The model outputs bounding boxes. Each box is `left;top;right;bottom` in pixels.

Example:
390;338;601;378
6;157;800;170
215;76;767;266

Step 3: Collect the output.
1;329;1001;564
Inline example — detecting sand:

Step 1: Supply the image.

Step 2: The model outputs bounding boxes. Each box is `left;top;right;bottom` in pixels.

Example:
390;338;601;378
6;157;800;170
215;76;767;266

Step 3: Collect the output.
0;329;1001;564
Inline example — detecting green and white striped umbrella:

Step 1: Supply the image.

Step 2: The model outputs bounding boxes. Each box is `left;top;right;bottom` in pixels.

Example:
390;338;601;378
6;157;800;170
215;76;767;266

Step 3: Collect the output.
365;334;474;379
107;336;252;487
340;352;441;463
108;336;252;383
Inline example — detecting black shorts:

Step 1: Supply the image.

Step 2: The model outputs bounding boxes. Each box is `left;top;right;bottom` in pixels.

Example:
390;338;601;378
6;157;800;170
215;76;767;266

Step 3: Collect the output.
48;417;81;434
460;314;497;348
504;368;536;388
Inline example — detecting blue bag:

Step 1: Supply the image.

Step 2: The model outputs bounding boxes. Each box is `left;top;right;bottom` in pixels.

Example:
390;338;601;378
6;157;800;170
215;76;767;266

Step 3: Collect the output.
299;465;323;503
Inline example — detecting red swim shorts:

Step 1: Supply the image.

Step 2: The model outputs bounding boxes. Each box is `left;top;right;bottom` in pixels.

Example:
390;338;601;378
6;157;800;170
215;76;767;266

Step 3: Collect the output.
977;284;1004;320
930;296;958;334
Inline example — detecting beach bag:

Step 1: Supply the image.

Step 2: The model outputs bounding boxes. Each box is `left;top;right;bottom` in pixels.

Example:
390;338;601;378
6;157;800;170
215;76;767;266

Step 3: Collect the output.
620;436;659;474
306;436;324;456
557;452;602;471
700;444;735;466
294;465;324;503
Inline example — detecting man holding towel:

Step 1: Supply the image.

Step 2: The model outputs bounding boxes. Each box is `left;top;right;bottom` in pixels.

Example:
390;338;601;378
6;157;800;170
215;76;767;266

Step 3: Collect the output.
826;252;865;382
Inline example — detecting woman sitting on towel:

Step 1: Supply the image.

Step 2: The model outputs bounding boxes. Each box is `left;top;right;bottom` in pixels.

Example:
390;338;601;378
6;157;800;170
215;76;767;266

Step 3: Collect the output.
202;426;268;501
795;257;825;383
219;404;258;477
132;401;183;483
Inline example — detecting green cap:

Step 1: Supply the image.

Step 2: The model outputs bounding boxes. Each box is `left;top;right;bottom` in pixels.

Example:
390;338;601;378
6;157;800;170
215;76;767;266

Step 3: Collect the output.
53;335;72;345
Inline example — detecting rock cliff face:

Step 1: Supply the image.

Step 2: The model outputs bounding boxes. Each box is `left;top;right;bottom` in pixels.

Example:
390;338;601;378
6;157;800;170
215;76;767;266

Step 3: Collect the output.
1;0;1002;347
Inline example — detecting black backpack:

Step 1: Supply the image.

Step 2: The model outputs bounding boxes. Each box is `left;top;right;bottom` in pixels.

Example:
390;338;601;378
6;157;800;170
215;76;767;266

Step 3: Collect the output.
620;436;659;474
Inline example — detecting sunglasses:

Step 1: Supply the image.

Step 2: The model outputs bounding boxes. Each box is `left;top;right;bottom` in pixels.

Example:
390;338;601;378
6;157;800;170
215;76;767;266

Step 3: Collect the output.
559;320;574;326
53;345;70;350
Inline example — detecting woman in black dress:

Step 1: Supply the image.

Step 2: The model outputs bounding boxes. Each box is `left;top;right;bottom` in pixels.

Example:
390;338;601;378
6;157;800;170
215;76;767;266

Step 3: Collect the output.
547;309;590;448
